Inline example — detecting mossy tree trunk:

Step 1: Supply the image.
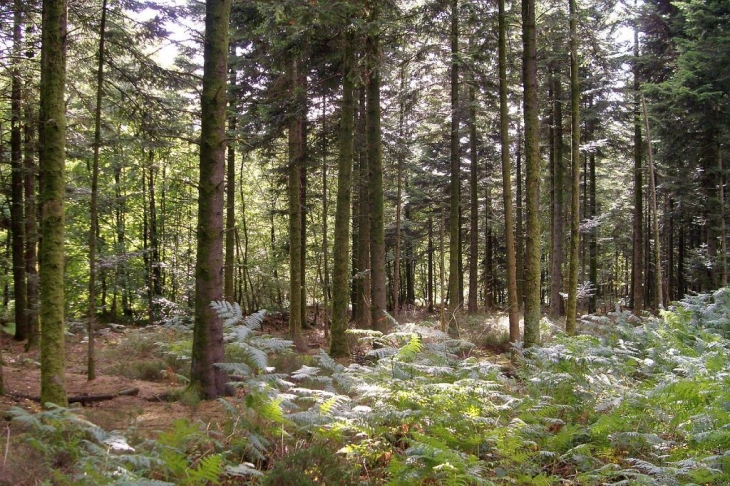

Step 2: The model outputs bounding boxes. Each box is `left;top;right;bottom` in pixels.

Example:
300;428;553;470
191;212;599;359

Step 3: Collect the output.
11;0;27;342
499;0;520;342
565;0;581;336
353;88;371;329
330;33;355;358
367;1;387;334
549;70;565;320
191;0;231;399
468;82;479;315
40;0;68;407
447;0;461;331
24;102;39;351
522;0;541;347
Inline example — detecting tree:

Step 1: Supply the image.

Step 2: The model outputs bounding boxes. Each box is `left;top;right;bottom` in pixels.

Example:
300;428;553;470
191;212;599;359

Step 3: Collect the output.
11;0;27;342
522;0;541;347
330;30;355;358
87;0;109;380
39;0;68;407
367;0;387;334
190;0;232;399
565;0;581;336
498;0;520;343
447;0;461;329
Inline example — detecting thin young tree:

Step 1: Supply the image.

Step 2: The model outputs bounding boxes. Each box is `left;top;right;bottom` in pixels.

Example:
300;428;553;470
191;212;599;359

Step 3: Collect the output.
498;0;520;342
87;0;109;380
447;0;461;331
367;0;387;334
40;0;68;407
565;0;581;335
190;0;232;399
11;0;27;342
522;0;541;347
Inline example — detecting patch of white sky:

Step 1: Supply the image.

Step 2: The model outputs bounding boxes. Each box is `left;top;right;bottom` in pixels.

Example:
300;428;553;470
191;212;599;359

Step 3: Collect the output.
131;0;201;68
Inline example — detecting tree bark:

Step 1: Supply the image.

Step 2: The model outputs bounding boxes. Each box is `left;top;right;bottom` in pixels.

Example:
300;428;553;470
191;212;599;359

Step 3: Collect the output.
224;77;236;303
468;83;479;314
641;95;663;310
631;22;644;314
191;0;231;399
499;0;520;342
40;0;68;407
522;0;541;347
330;33;355;358
565;0;581;336
87;0;108;380
549;71;565;319
367;1;387;334
11;0;27;342
288;57;305;349
447;0;461;331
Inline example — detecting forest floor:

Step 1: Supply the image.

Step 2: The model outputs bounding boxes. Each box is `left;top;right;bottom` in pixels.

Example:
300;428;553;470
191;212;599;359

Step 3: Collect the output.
0;310;513;484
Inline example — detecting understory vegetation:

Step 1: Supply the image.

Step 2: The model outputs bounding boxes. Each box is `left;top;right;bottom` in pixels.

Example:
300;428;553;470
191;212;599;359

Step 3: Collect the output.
7;289;730;485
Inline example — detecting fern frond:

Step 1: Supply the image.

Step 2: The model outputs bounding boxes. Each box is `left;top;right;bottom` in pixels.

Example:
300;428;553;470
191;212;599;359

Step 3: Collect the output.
210;300;243;327
226;462;264;478
188;454;222;485
395;334;423;362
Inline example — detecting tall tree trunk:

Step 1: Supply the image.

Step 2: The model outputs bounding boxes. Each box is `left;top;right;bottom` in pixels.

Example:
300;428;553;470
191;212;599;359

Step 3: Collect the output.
224;77;236;303
11;0;27;342
190;0;231;399
522;0;541;346
321;96;329;334
631;21;644;314
40;0;68;407
447;0;461;332
428;215;434;313
87;0;108;380
288;56;305;348
468;83;479;314
641;96;663;310
330;34;355;358
566;0;581;335
588;137;598;312
516;127;524;310
353;88;370;328
718;144;726;287
24;101;39;351
549;71;565;319
394;66;407;320
367;1;387;334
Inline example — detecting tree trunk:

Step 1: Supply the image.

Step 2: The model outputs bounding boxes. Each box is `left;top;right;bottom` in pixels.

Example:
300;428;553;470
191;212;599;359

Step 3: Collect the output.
516;127;524;310
499;0;520;342
288;57;305;349
330;34;355;358
353;88;370;328
565;0;581;336
367;1;387;334
224;82;236;303
468;83;479;314
631;23;644;314
549;70;565;319
321;95;329;335
87;0;108;380
24;101;39;351
11;0;27;342
40;0;68;407
522;0;541;346
428;215;434;313
447;0;461;332
641;95;663;310
190;0;231;399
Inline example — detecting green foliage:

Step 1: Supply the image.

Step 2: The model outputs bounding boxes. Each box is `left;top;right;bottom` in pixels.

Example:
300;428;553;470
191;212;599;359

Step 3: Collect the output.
12;292;730;484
